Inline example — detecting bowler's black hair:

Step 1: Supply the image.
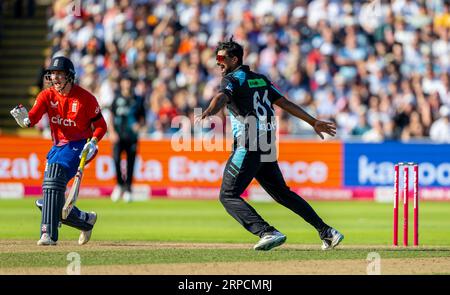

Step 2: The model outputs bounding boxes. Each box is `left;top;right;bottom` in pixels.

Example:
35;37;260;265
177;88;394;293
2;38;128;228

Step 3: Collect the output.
215;36;244;65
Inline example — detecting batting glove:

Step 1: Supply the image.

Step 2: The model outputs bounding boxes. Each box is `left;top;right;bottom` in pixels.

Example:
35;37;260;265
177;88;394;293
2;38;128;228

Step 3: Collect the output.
80;138;98;163
10;104;31;128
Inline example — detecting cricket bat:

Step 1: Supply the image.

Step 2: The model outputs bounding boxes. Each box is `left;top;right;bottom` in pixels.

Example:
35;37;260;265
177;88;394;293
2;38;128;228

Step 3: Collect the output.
62;140;90;220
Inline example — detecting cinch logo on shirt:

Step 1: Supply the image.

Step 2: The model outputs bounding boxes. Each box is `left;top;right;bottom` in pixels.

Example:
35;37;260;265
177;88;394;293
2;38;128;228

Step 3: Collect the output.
51;115;77;127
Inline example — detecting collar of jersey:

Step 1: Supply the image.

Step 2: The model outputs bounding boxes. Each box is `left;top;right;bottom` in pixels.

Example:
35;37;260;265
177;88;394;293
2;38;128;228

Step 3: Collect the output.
230;65;249;73
229;65;249;86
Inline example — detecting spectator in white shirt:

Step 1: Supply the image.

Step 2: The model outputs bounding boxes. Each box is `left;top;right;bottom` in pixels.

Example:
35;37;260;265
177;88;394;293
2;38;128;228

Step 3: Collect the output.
430;105;450;143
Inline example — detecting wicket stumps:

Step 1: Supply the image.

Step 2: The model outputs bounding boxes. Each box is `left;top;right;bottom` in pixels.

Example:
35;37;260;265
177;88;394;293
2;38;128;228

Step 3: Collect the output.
393;162;419;247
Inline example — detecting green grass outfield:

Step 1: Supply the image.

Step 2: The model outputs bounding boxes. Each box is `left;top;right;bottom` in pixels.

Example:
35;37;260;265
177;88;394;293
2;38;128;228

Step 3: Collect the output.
1;198;450;271
2;198;450;245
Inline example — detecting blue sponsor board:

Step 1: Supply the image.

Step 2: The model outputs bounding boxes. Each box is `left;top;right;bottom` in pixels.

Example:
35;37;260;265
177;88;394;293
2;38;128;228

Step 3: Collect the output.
344;142;450;187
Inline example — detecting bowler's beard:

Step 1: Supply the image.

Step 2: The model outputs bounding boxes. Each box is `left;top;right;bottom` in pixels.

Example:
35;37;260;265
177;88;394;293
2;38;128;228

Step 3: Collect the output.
224;66;235;76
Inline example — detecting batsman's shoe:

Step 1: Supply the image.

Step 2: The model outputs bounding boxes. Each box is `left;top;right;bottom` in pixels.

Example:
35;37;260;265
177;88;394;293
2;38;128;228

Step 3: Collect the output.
79;212;97;245
253;231;287;251
321;227;344;250
37;233;57;246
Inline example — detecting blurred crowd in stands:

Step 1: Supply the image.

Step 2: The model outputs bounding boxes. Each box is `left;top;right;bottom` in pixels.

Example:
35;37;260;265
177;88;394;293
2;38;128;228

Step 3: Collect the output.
43;0;449;142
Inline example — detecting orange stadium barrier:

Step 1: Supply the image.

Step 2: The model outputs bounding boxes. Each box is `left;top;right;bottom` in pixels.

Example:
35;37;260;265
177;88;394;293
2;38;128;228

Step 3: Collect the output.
0;136;343;200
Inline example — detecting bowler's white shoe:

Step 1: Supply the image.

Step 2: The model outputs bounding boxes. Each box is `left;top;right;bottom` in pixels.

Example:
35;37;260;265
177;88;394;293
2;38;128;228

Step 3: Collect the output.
123;191;132;203
321;227;344;250
254;231;287;251
111;186;123;202
37;233;57;246
79;212;97;245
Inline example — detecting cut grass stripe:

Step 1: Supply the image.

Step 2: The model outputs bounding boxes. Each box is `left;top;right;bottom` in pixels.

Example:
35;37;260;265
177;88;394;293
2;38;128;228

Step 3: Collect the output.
1;248;450;268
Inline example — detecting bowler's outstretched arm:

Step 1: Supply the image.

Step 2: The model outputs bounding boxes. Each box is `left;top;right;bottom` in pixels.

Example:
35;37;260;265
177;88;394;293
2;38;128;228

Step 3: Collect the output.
273;97;336;139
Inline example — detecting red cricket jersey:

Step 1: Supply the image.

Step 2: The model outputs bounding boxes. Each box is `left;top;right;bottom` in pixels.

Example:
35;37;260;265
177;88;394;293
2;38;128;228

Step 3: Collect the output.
29;84;107;146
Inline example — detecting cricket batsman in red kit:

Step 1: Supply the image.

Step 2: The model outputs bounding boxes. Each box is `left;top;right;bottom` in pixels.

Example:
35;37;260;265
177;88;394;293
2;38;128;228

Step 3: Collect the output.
10;56;107;246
